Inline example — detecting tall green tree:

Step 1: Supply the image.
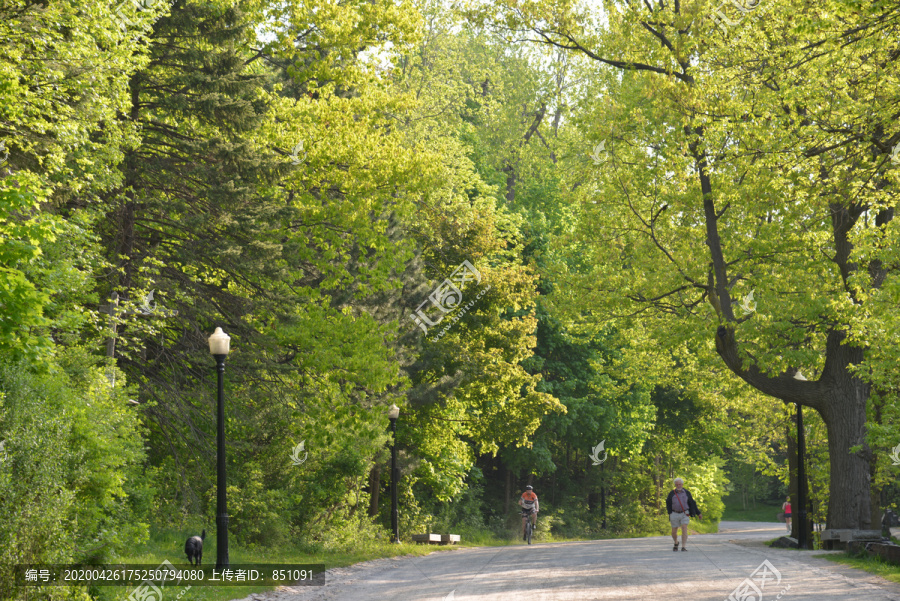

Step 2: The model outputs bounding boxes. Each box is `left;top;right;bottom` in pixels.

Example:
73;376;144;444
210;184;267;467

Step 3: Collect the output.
471;0;900;530
0;0;147;363
96;0;429;540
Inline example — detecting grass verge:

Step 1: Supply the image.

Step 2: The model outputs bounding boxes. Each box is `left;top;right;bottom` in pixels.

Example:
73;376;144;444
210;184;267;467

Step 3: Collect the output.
91;527;456;601
821;553;900;584
722;503;783;523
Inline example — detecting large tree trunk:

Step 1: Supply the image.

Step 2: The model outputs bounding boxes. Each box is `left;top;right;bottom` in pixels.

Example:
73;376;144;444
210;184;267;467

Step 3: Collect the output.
715;323;873;531
694;132;877;531
117;77;142;292
871;390;889;533
821;403;871;529
819;359;872;530
505;468;512;517
368;464;382;518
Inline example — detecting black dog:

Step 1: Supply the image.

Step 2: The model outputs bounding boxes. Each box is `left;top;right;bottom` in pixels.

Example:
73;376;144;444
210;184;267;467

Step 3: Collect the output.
184;529;205;566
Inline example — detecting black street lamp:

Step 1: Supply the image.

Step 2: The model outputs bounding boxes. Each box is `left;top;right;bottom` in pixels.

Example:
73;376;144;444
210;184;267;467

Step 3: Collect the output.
209;327;231;570
388;403;400;544
793;370;809;549
796;401;809;549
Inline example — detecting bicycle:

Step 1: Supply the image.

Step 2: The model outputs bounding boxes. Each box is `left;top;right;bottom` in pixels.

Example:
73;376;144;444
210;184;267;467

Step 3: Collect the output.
521;507;535;545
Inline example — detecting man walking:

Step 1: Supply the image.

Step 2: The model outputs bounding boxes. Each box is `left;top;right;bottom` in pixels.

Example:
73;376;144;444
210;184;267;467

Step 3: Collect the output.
666;477;701;551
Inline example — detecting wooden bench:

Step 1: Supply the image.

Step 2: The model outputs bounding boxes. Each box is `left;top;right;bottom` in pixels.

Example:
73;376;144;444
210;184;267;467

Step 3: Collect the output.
412;533;461;545
820;529;882;550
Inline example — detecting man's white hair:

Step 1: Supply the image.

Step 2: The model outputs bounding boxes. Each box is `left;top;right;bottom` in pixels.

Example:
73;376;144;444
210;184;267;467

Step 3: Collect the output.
673;477;684;485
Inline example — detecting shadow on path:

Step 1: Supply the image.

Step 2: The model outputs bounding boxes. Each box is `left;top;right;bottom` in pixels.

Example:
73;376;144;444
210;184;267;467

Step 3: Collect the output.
235;521;900;601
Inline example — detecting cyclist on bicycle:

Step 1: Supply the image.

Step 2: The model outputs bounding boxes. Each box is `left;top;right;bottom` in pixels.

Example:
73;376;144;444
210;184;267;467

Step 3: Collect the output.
519;485;539;540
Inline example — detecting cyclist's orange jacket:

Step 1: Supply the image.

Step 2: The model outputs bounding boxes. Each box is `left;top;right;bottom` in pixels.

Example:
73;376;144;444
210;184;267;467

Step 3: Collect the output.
520;491;538;509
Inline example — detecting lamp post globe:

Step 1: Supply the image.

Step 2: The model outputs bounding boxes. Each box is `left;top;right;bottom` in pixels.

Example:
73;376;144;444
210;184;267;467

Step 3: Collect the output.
208;327;231;569
209;326;231;356
388;404;400;543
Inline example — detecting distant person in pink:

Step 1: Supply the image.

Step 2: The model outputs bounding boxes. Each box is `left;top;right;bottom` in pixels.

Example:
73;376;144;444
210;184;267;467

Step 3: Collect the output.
782;497;792;532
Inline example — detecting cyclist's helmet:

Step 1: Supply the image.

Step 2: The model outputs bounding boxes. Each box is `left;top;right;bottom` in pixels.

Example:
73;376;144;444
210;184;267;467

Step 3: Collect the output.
525;485;533;490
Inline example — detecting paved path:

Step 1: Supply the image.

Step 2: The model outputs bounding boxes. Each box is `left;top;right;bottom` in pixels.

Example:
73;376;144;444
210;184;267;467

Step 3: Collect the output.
242;521;900;601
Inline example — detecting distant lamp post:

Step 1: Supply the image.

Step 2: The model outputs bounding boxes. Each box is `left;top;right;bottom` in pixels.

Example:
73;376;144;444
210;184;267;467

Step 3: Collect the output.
388;404;400;543
793;370;809;549
209;327;231;569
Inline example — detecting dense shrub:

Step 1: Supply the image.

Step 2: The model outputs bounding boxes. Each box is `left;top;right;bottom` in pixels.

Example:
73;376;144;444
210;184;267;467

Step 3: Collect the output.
0;358;149;599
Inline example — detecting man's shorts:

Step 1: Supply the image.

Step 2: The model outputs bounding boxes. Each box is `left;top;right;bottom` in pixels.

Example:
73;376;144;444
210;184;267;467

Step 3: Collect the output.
670;511;690;527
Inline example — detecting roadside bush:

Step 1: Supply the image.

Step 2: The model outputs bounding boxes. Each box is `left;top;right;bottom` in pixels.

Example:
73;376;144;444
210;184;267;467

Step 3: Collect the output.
429;467;487;535
533;510;563;541
321;507;391;552
224;464;293;549
0;358;148;599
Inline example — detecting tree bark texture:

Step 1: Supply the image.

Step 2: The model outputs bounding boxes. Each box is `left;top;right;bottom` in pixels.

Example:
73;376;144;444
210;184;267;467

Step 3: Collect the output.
368;463;382;518
695;138;876;530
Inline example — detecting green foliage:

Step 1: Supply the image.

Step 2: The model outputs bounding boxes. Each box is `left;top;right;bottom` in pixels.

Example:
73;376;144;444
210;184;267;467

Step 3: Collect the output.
428;467;487;535
680;458;729;523
0;186;53;360
469;0;900;530
0;369;75;597
9;0;887;571
319;509;391;554
0;358;148;598
0;0;145;364
223;467;292;549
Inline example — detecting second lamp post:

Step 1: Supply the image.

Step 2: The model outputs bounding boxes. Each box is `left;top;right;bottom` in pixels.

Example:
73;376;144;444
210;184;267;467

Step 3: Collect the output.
388;404;400;543
209;327;231;570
